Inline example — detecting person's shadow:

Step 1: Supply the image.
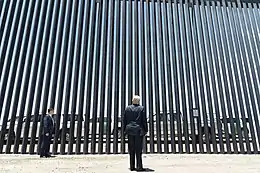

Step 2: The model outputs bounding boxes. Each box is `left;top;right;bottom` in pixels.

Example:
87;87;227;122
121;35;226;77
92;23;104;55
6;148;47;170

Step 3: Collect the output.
46;155;57;158
136;168;155;172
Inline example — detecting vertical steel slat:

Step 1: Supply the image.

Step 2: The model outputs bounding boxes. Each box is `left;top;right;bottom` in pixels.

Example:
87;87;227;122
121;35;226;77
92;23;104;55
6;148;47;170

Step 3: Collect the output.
173;0;185;153
192;0;211;153
226;1;252;153
134;0;139;94
221;1;243;153
203;0;221;153
76;0;91;155
189;3;204;153
243;3;260;89
232;1;258;153
247;3;260;151
0;0;3;11
76;0;90;155
145;0;155;153
0;0;16;78
0;0;2;12
198;0;218;153
12;0;42;154
29;1;58;154
191;2;205;153
176;1;188;153
240;1;257;153
140;0;147;154
190;5;204;153
120;0;127;154
219;0;238;154
151;0;162;153
42;0;66;155
170;0;183;153
126;0;133;151
66;0;78;155
76;1;90;154
90;1;103;154
178;1;192;153
161;2;167;152
112;0;120;154
0;0;10;44
156;1;169;153
21;0;48;154
0;0;25;153
67;0;80;155
57;0;72;155
205;0;225;153
29;0;56;154
258;3;260;31
105;0;115;154
255;1;260;150
0;0;8;29
215;1;233;154
241;2;260;152
229;1;251;153
167;0;179;153
199;0;219;153
95;2;106;152
68;0;82;155
152;0;162;153
251;3;260;70
5;0;35;154
190;18;205;154
97;0;109;154
83;0;96;154
191;2;201;154
128;0;133;105
256;3;260;36
60;0;76;154
183;0;197;153
226;1;251;153
21;0;47;153
246;3;260;104
0;0;22;124
48;0;65;110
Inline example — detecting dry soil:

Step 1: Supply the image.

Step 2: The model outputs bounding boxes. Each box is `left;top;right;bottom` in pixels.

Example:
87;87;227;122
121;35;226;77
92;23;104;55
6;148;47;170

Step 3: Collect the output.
0;154;260;173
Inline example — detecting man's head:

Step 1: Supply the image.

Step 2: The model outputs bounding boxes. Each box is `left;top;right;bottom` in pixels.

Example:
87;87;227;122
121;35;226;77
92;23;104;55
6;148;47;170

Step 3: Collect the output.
48;108;54;115
132;95;140;105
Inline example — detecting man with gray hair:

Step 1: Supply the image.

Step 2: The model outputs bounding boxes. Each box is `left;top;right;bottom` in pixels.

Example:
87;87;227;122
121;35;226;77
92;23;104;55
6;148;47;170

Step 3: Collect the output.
123;95;148;171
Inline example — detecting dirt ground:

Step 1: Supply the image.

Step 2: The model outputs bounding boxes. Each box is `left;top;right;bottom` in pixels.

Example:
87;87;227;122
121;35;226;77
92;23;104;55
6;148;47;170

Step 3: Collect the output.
0;154;260;173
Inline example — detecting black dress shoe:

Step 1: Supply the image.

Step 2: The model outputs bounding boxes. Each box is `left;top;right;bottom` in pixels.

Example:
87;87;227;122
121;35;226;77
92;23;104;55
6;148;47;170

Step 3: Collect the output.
40;155;44;158
129;168;136;171
45;154;52;158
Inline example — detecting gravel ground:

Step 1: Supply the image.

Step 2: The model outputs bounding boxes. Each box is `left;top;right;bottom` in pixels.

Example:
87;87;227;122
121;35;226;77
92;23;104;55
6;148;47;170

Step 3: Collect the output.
0;154;260;173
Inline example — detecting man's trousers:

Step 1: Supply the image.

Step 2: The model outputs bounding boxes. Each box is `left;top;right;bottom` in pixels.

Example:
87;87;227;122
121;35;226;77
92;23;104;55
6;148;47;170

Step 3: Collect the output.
40;134;51;156
128;135;144;169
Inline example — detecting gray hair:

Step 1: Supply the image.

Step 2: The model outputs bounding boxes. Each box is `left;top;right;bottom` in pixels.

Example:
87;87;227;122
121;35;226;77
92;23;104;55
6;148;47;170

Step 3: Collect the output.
132;95;140;105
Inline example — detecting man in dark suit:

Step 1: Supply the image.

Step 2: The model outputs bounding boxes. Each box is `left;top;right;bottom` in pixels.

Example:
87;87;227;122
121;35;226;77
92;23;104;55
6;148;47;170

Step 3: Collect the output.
123;95;148;171
40;108;54;158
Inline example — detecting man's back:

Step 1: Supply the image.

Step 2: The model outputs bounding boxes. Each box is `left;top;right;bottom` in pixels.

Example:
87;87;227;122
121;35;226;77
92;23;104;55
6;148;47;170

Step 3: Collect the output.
123;104;148;135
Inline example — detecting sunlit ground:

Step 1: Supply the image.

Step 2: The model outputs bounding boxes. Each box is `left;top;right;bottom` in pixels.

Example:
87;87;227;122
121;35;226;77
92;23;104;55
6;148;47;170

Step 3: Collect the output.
0;154;260;173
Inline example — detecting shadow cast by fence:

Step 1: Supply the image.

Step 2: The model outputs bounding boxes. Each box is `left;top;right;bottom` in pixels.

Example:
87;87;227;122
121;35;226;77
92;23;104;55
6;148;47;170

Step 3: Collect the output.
136;168;155;172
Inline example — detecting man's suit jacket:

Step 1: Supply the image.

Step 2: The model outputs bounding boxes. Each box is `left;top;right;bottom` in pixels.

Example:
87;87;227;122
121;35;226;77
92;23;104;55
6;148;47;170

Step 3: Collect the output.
42;115;54;135
123;104;148;136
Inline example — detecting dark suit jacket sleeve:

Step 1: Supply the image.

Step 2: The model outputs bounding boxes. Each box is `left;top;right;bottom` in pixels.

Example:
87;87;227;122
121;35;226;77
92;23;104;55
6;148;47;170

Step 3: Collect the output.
43;116;50;134
142;107;148;133
123;109;127;132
